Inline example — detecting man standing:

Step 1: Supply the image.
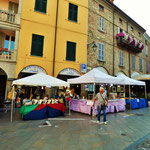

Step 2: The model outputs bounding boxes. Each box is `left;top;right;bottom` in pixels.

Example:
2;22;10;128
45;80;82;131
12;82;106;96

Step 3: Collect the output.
94;87;108;125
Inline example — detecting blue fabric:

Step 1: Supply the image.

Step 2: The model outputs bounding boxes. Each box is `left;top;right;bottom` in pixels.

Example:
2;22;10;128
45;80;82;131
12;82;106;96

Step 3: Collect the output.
47;106;64;118
125;99;130;104
23;107;47;120
97;105;106;122
131;99;139;109
139;98;148;108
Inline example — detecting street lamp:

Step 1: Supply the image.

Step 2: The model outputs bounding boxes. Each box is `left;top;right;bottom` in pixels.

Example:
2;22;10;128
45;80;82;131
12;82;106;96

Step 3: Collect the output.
92;42;97;51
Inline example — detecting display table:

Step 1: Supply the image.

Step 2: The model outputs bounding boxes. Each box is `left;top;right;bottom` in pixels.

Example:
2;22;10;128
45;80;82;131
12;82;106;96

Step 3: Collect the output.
125;98;148;109
20;103;65;120
70;99;126;115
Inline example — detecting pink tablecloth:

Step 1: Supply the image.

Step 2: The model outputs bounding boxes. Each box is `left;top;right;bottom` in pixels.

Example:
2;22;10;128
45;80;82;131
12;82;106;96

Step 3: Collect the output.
70;99;126;115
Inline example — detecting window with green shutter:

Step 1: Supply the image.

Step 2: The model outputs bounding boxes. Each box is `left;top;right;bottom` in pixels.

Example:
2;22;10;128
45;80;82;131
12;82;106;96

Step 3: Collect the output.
68;3;78;22
35;0;47;13
66;41;76;61
139;58;142;72
132;55;135;70
146;62;149;73
31;34;44;57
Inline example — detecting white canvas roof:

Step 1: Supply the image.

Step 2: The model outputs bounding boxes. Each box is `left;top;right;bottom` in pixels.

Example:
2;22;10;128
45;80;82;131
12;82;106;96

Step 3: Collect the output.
67;68;124;85
132;74;150;81
117;74;145;86
12;73;69;87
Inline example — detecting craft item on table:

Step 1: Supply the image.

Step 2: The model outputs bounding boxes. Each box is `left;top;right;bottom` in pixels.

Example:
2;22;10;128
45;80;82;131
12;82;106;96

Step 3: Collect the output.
58;98;64;103
43;100;48;104
87;100;94;106
47;100;52;104
24;100;32;106
38;99;43;104
32;99;38;105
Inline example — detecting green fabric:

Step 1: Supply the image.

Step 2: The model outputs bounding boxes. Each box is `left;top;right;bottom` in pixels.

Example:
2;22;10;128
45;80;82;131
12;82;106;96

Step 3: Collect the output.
20;104;39;117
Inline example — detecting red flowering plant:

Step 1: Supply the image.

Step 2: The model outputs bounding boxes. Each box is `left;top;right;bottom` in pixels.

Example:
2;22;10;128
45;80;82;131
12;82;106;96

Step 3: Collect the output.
116;32;125;38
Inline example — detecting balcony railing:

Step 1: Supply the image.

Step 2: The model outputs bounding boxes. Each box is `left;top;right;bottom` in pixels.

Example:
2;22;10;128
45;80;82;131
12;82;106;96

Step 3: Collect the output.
0;10;17;24
0;48;17;62
116;32;144;53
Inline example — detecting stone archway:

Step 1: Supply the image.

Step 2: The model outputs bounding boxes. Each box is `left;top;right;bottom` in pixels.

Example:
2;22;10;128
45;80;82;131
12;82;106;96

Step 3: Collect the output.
18;65;47;79
57;68;80;81
0;68;7;105
96;66;109;74
115;71;127;77
131;72;140;78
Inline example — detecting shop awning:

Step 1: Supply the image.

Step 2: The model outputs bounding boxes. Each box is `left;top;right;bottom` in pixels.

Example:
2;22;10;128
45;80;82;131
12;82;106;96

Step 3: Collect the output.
132;74;150;81
12;73;69;87
67;68;124;85
117;74;145;86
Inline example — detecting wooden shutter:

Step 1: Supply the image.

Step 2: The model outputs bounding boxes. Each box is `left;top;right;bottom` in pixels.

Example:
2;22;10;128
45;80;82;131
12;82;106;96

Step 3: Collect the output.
119;51;123;66
74;4;78;22
9;2;18;13
139;58;142;72
68;3;78;22
35;0;47;13
118;27;120;33
146;62;149;73
99;17;104;31
31;34;44;57
146;45;148;56
0;32;5;48
98;43;101;60
98;43;104;61
132;55;135;70
42;0;47;13
66;41;76;61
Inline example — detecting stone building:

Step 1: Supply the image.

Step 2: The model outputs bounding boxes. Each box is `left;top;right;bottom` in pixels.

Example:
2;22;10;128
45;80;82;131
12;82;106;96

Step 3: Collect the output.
0;0;23;104
88;0;149;78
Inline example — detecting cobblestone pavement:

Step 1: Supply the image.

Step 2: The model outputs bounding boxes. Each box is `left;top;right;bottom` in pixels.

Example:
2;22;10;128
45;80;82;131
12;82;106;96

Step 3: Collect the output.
134;138;150;150
1;108;150;150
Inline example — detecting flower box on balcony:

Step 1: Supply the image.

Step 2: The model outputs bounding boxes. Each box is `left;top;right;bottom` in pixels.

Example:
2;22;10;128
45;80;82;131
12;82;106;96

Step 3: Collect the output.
116;32;144;53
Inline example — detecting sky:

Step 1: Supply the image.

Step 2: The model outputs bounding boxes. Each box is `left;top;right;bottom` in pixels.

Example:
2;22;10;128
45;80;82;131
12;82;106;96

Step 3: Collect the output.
114;0;150;36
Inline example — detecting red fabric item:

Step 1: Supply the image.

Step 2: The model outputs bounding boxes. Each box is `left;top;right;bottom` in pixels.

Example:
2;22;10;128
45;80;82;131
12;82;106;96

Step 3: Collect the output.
66;97;70;102
34;104;47;111
47;103;65;112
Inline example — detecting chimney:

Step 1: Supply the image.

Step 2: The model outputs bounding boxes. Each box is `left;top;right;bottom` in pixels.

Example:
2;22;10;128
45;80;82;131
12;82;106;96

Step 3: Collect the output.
109;0;114;3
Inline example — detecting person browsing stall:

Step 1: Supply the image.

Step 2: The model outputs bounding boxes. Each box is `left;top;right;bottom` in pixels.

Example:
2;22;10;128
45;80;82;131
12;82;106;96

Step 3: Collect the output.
94;87;108;125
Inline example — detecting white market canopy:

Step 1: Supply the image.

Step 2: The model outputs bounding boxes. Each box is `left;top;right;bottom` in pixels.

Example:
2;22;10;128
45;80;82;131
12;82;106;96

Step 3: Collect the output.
132;74;150;81
67;68;124;85
117;74;145;86
12;73;69;87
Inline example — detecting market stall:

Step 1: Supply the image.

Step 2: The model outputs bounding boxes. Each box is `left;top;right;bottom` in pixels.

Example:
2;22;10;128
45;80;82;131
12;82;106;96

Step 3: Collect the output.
70;98;125;115
11;73;69;122
116;74;147;109
68;68;125;115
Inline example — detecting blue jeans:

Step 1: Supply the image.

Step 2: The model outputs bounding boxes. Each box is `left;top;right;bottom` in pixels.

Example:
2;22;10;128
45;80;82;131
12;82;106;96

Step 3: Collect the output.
97;105;106;122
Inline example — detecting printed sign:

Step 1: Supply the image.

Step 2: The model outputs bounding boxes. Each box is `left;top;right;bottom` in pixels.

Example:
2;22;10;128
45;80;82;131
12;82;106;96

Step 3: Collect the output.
59;68;80;76
22;66;46;74
81;64;86;73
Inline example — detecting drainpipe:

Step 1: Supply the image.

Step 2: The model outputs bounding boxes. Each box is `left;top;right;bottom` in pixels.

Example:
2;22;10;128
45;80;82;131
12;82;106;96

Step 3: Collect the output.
113;10;116;76
52;0;59;76
127;21;131;77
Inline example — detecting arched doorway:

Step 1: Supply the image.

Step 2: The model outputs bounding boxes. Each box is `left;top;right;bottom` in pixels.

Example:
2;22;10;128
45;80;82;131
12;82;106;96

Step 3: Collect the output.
0;68;7;105
18;65;47;78
96;67;109;74
57;68;80;81
57;68;81;96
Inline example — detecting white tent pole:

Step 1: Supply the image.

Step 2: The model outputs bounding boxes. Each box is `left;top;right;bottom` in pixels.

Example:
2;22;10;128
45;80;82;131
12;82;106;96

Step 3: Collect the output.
11;86;15;122
129;85;131;110
92;83;96;117
145;85;147;99
69;100;71;116
124;85;125;97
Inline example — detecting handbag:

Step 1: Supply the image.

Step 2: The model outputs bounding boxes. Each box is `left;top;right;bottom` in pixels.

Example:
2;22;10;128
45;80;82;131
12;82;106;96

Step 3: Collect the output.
100;93;108;107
